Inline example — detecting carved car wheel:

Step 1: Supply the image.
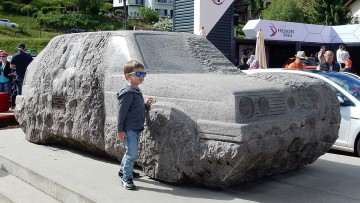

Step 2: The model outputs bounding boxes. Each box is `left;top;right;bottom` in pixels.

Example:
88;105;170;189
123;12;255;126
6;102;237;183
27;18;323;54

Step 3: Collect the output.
138;104;198;183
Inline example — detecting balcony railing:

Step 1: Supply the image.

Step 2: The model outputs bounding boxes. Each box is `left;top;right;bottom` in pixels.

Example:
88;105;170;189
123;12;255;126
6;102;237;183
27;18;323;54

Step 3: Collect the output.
127;0;144;5
155;0;173;4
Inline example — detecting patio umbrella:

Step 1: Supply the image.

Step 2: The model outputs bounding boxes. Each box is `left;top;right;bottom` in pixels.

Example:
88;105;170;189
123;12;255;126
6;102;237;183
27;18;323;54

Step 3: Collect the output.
255;29;267;69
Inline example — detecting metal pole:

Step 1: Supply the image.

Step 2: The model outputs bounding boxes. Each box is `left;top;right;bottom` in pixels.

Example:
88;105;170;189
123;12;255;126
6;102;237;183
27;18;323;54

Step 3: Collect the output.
27;6;30;29
123;0;127;30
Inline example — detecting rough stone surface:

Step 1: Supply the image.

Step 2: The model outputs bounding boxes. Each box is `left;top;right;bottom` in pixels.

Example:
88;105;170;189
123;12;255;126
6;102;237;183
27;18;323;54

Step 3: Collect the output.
15;31;341;188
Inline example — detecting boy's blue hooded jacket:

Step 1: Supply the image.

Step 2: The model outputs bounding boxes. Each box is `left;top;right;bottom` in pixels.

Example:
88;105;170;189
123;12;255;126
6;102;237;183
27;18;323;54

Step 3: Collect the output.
117;85;146;132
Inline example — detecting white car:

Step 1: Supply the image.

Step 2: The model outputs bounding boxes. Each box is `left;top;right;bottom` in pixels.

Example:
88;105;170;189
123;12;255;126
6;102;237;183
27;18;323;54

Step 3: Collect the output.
244;69;360;157
0;19;19;28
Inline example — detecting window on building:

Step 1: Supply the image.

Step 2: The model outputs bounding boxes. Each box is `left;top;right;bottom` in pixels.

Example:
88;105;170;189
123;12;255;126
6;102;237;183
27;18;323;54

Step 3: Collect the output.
156;0;173;3
156;9;168;17
119;0;123;3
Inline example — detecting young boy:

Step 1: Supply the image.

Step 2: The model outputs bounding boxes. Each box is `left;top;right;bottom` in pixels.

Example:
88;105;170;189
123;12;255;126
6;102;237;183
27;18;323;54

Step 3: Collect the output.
117;60;153;190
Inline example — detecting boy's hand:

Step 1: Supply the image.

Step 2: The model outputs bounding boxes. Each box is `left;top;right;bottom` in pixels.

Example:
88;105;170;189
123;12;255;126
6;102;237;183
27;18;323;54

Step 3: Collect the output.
145;97;154;106
117;132;126;141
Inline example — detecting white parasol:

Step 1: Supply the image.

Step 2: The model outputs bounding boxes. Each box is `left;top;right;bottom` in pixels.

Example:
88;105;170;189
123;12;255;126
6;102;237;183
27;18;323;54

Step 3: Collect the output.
255;29;267;69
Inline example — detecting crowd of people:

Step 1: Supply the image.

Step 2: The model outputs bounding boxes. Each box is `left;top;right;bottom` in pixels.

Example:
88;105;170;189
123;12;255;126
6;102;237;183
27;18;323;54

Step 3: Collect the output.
238;44;354;74
0;43;33;109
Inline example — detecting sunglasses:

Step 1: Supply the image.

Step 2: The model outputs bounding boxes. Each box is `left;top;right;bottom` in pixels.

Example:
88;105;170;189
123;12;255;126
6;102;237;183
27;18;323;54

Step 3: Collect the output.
128;71;147;77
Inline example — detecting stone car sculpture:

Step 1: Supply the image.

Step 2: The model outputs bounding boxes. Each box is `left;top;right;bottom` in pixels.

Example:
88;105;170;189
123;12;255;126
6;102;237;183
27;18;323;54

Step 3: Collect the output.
15;31;340;188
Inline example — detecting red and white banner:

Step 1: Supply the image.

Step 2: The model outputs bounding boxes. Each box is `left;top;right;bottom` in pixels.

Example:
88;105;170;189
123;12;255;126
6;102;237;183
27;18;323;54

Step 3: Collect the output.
243;19;360;43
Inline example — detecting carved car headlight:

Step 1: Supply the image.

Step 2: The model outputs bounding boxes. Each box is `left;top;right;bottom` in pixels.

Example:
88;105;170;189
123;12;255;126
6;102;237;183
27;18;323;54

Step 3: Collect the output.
238;97;255;119
237;93;290;121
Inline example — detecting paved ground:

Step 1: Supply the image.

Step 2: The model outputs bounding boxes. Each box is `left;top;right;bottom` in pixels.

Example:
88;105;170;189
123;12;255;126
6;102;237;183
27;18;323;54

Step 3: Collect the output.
0;128;360;203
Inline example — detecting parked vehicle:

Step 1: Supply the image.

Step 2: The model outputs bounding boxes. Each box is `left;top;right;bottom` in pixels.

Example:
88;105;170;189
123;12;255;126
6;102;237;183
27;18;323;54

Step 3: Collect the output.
64;28;86;34
244;69;360;157
0;19;19;28
283;57;318;69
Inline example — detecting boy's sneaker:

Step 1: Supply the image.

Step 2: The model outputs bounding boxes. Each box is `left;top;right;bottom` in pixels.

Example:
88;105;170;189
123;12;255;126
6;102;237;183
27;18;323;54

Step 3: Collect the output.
121;178;136;190
118;171;140;178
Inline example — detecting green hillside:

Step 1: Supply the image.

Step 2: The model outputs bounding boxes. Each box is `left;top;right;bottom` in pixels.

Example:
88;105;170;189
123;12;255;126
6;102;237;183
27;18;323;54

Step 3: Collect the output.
0;0;148;55
0;7;59;55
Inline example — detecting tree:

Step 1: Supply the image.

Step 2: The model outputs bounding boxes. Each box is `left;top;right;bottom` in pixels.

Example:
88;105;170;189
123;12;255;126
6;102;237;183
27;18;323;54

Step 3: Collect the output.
78;0;103;14
306;0;351;25
138;7;159;24
20;0;32;4
262;0;306;23
61;0;78;12
254;0;264;18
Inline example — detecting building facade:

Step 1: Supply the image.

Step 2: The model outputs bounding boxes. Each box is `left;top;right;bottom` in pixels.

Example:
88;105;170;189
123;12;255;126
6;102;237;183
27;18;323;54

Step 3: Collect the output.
113;0;174;19
347;0;360;23
174;0;236;62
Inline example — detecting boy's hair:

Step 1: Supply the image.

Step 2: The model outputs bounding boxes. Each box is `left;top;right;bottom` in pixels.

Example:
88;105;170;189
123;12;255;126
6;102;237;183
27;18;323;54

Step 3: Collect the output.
124;60;145;74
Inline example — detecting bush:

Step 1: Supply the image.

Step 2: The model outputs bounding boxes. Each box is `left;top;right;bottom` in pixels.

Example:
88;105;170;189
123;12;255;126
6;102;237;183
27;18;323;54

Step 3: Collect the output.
2;1;22;14
2;1;39;15
41;6;65;14
20;5;39;15
138;7;159;24
101;2;113;11
152;18;172;31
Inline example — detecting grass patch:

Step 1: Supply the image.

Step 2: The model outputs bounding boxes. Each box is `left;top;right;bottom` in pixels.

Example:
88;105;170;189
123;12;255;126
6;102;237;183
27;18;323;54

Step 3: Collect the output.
0;8;59;55
0;38;51;55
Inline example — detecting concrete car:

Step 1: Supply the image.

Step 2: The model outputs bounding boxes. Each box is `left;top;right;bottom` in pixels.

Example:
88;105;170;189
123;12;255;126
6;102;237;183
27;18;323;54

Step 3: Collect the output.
15;32;340;188
245;69;360;156
0;19;19;28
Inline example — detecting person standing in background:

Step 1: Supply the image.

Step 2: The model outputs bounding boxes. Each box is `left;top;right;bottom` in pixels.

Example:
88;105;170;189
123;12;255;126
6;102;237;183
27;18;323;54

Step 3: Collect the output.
247;55;255;66
10;43;33;95
199;26;207;38
287;51;307;70
0;51;12;95
341;58;355;74
317;51;341;72
318;45;326;63
237;55;249;70
339;45;350;69
336;44;343;63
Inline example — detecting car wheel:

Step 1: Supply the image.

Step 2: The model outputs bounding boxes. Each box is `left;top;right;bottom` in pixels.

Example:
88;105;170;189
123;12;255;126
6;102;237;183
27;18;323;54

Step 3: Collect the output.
356;137;360;157
11;25;15;28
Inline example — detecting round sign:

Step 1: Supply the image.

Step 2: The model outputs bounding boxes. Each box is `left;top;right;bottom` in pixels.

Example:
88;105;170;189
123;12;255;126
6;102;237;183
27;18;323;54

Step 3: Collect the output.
213;0;224;5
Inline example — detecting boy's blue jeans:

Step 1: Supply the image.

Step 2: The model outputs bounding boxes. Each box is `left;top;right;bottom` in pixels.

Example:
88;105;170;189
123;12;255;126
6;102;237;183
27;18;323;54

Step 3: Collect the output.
120;130;140;181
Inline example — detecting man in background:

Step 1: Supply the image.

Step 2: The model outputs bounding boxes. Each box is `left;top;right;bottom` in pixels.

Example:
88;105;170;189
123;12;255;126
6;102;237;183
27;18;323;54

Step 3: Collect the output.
287;51;307;70
10;43;33;95
317;51;340;72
